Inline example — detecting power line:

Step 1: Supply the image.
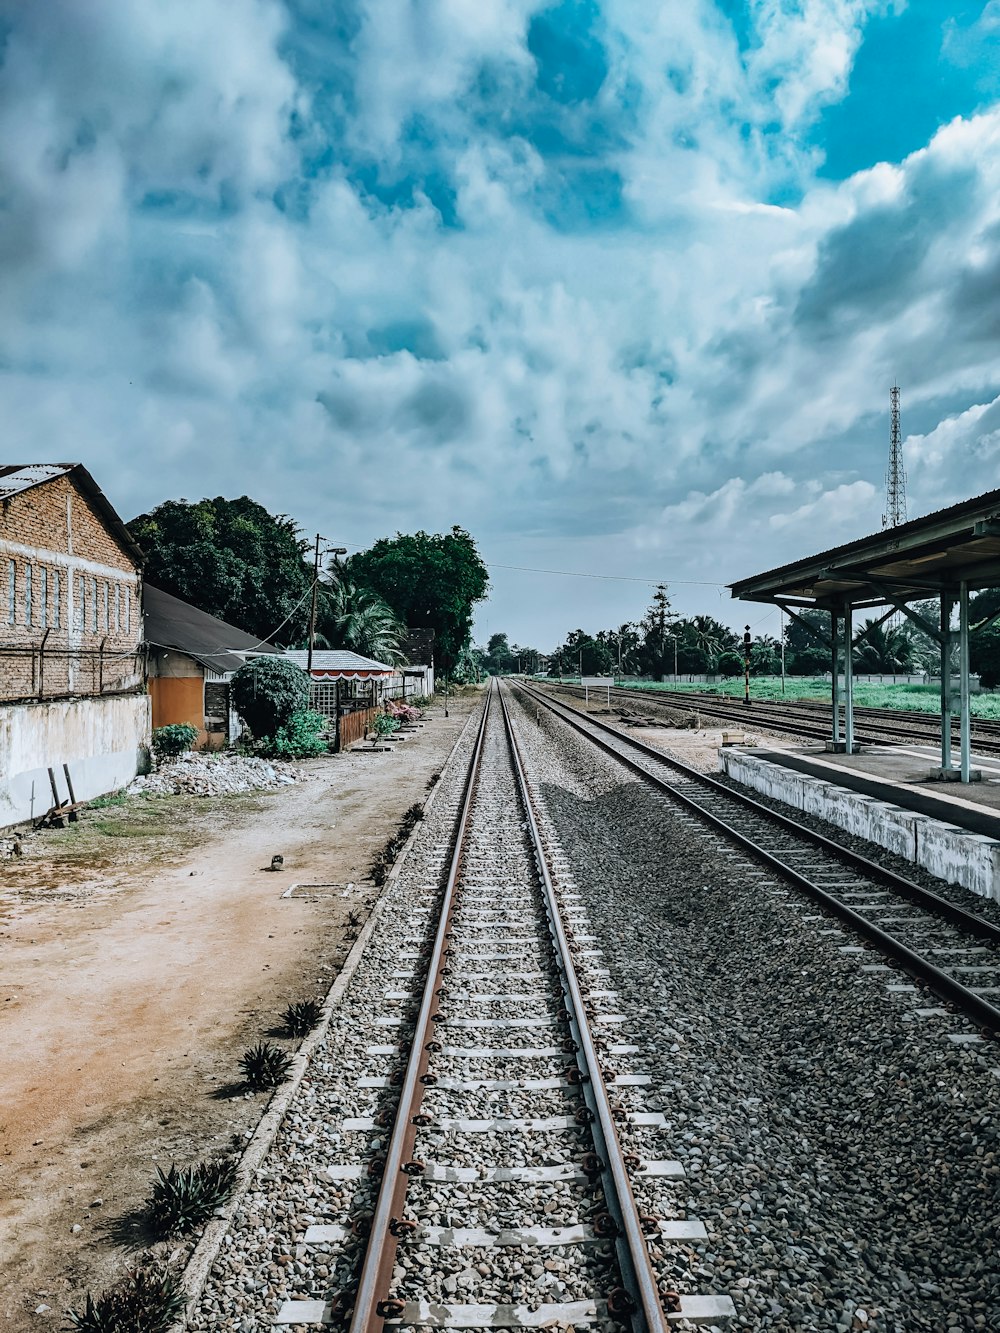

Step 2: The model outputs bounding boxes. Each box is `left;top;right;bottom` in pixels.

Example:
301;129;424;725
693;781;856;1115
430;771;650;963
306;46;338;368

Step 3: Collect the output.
486;562;726;588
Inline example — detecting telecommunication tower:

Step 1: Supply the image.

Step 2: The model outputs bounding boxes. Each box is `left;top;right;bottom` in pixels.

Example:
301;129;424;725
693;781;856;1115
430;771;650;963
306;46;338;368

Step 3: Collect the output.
882;383;907;528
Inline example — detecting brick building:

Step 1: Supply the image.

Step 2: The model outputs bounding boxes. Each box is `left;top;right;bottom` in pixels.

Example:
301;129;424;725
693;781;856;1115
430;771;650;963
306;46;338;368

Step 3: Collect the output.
0;465;149;828
1;463;144;702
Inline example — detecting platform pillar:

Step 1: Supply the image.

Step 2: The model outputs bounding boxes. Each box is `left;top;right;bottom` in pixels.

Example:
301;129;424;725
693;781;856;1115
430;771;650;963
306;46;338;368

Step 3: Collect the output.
940;594;953;773
960;581;971;782
844;601;854;755
830;611;840;746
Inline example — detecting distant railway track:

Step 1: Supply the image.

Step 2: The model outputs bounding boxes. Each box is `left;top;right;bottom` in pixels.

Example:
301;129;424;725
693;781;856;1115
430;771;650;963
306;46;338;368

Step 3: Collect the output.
544;681;1000;755
515;682;1000;1037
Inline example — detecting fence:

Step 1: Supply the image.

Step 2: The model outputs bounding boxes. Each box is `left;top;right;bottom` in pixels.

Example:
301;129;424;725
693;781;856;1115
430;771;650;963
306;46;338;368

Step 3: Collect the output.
383;666;434;701
0;643;144;705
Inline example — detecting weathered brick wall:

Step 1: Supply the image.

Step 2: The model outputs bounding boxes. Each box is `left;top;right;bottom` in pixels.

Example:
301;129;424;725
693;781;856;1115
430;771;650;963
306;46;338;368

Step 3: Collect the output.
0;472;142;702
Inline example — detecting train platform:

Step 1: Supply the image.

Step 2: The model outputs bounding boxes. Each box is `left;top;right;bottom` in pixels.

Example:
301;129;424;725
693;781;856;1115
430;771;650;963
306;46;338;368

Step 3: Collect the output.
719;740;1000;903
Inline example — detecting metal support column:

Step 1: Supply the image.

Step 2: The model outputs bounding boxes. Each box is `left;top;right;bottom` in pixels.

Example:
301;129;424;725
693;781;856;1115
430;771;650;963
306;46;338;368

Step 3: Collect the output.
830;612;840;746
844;602;854;755
940;594;953;772
960;581;971;782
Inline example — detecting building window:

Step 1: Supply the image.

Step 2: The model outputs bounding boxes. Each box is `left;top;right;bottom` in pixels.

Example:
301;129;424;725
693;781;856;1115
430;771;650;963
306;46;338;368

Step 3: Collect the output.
124;585;130;634
114;583;120;632
52;570;60;627
90;578;97;632
39;568;47;628
102;581;109;632
7;560;14;625
25;565;32;627
74;574;84;631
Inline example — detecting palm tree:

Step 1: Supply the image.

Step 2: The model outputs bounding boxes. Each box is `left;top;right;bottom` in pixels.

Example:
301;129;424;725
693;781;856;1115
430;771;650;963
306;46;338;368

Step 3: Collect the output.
317;574;406;665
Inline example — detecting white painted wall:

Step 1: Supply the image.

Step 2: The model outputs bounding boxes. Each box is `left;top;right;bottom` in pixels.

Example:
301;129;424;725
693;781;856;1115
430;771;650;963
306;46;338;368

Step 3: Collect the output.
0;694;151;828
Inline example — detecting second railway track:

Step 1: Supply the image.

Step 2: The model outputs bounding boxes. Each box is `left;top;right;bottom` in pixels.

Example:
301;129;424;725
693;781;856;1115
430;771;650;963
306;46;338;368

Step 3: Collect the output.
515;681;1000;1036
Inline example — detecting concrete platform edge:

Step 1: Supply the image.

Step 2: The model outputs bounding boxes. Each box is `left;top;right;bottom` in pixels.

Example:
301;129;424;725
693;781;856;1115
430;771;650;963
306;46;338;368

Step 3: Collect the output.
720;748;1000;905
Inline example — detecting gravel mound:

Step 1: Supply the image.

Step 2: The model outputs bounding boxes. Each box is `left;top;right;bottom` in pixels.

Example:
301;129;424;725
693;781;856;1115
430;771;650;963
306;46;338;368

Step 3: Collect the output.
128;751;303;797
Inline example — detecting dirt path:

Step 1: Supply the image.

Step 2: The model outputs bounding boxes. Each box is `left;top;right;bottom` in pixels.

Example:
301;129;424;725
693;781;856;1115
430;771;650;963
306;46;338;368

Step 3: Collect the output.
0;696;478;1328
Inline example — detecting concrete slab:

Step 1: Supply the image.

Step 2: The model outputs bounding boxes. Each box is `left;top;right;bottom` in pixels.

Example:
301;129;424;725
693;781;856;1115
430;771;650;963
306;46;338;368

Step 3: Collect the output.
720;745;1000;903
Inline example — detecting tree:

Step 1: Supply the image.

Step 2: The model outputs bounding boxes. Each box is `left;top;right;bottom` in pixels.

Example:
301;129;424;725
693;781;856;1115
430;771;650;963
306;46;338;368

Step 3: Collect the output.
316;571;405;664
783;608;829;676
483;632;514;675
971;587;1000;687
855;619;915;674
348;527;489;666
128;497;311;643
231;657;309;739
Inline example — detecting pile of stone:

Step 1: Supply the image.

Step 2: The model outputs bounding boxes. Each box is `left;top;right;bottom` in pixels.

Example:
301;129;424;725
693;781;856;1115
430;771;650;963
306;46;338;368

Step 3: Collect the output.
128;752;302;798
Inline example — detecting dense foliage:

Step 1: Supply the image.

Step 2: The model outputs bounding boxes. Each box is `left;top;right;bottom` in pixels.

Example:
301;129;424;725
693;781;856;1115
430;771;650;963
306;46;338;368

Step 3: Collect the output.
231;657;309;739
348;527;488;665
263;710;329;759
128;496;311;642
315;572;405;664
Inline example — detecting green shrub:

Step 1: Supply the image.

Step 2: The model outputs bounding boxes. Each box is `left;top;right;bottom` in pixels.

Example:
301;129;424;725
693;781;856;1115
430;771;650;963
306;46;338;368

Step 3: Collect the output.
66;1264;186;1332
151;723;198;758
261;710;329;759
373;712;400;743
231;657;309;739
146;1157;239;1237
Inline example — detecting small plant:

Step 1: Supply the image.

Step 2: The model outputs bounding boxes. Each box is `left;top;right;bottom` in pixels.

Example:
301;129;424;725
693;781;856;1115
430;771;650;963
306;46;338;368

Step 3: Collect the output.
281;998;323;1036
88;790;128;809
151;723;198;759
372;712;400;745
239;1041;294;1090
66;1263;186;1332
145;1156;239;1237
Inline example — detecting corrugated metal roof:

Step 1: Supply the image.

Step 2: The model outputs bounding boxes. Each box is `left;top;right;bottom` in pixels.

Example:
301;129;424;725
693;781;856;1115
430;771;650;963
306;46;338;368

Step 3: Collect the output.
144;583;279;675
0;463;77;498
282;649;395;673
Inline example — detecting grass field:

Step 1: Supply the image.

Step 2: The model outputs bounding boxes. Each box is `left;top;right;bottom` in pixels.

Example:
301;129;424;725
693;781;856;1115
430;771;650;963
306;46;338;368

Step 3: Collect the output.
564;676;1000;720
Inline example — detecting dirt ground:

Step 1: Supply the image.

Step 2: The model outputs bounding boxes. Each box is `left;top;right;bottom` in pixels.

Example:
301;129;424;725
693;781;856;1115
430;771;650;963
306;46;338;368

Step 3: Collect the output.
0;695;478;1328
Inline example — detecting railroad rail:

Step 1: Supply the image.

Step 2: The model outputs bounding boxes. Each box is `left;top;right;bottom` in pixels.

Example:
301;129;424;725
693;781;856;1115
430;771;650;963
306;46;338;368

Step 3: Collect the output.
275;680;733;1331
546;681;1000;754
515;682;1000;1037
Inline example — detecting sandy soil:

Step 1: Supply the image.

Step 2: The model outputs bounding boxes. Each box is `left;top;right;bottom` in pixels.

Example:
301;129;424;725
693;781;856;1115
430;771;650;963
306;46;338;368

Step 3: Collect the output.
0;695;478;1328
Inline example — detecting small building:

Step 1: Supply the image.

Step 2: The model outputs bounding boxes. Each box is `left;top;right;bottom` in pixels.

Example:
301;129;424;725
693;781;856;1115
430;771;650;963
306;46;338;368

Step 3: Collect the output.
143;584;278;748
0;463;148;826
281;649;396;750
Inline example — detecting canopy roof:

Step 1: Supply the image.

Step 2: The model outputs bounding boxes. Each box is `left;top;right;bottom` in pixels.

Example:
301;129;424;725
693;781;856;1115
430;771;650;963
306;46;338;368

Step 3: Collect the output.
281;649;395;679
730;488;1000;610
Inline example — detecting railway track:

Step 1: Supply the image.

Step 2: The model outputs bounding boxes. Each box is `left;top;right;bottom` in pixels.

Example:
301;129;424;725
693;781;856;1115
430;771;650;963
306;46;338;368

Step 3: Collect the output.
515;682;1000;1037
546;682;1000;754
271;681;733;1331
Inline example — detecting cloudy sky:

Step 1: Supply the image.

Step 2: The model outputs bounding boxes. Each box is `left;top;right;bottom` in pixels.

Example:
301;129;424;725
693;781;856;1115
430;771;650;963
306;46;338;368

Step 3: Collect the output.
2;1;1000;648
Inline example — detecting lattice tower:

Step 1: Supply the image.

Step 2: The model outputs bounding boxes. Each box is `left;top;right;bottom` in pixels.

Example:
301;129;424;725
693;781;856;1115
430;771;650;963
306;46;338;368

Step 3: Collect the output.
882;383;907;528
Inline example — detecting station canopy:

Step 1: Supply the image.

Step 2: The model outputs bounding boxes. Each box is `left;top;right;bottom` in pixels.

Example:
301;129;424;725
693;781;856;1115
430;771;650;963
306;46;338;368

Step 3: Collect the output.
730;487;1000;610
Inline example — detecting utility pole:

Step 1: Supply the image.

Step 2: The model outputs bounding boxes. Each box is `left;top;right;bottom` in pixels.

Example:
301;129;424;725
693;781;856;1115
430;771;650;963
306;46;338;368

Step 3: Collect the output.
743;624;752;707
307;536;347;672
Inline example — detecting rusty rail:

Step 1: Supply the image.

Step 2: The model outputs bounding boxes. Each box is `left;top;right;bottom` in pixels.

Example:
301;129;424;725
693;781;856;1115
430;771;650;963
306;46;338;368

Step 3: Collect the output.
496;682;671;1333
347;684;493;1330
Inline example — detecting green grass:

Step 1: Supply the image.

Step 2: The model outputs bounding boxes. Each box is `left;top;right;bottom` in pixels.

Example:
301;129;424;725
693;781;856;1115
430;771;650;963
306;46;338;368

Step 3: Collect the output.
611;676;1000;719
87;790;129;809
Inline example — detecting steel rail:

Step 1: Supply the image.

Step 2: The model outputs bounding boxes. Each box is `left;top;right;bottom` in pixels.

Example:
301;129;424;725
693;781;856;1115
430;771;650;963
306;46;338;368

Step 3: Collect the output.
347;685;494;1333
554;682;1000;753
496;681;671;1333
516;683;1000;1036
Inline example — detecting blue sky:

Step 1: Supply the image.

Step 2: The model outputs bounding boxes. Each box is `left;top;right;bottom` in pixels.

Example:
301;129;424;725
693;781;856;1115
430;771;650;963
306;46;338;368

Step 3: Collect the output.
2;0;1000;648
